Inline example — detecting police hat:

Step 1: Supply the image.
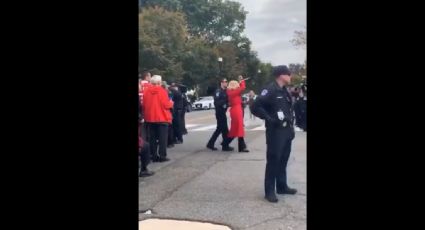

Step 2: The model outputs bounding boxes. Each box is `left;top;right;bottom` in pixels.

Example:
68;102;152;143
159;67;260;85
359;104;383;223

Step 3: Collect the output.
272;65;291;77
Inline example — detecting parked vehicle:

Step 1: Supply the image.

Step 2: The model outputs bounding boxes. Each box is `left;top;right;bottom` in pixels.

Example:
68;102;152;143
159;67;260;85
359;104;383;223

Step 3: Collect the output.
192;96;215;110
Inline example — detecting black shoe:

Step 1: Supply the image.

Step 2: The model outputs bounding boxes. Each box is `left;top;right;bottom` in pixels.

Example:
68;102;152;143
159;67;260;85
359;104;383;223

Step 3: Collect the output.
239;149;249;153
158;157;170;162
277;187;298;195
222;146;234;152
167;144;174;148
152;156;160;162
206;145;218;151
175;140;183;144
265;194;279;203
139;170;155;177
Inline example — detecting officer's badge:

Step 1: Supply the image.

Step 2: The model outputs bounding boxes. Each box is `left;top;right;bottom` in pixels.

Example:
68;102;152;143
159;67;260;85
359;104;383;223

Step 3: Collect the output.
216;92;220;97
261;89;268;96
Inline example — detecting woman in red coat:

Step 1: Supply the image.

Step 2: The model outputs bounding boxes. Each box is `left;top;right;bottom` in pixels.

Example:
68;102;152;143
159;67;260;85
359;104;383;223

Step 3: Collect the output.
224;76;249;152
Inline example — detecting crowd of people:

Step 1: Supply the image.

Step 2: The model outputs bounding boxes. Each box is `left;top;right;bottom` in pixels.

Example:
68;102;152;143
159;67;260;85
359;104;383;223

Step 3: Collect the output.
139;67;307;203
138;71;190;177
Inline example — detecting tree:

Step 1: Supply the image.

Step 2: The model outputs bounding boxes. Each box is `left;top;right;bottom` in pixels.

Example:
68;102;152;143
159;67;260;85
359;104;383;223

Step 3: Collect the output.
139;7;188;82
290;30;306;50
288;63;306;86
290;29;307;85
217;41;245;80
139;1;262;96
140;0;182;11
181;38;219;95
141;0;247;43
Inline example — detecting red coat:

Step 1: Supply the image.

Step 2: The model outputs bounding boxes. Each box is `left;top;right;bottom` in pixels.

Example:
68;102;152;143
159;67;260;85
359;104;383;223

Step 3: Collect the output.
142;85;173;123
227;80;246;137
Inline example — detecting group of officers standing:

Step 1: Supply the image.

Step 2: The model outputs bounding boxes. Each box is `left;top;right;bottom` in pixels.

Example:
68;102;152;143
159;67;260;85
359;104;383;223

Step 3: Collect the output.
139;64;306;203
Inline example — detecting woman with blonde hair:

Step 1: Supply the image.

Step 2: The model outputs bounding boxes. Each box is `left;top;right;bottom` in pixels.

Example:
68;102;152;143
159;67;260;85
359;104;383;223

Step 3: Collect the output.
222;75;249;152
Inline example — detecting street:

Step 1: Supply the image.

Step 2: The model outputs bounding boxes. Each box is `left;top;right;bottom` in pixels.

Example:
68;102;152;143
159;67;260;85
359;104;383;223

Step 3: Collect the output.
139;108;306;230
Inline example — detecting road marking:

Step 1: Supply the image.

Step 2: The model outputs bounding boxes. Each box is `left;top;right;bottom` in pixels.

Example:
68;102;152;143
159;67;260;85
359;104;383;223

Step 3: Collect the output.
190;124;217;131
185;124;305;132
186;114;216;123
186;124;200;128
251;125;265;131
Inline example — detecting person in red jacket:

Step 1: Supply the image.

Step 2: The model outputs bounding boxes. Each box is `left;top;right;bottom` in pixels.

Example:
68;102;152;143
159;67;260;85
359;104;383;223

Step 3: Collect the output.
222;75;249;152
142;75;174;162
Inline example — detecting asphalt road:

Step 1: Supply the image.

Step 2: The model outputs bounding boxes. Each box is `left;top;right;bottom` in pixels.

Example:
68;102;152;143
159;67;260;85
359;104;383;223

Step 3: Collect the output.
139;108;306;230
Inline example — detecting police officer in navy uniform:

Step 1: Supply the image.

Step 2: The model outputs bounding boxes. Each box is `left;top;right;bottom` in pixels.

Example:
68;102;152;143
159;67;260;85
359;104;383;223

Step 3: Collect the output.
206;78;234;151
170;83;184;144
251;65;297;203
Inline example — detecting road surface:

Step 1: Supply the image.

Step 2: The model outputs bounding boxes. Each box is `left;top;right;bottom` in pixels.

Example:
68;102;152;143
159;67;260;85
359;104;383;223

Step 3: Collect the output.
139;109;306;230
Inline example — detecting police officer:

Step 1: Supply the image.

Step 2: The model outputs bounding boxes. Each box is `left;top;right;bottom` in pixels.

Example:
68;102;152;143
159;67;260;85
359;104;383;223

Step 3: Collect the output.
251;65;297;203
180;86;189;135
170;83;184;144
206;78;234;151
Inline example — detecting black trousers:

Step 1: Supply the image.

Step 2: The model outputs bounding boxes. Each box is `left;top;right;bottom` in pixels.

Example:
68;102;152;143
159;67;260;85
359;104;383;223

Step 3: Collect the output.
173;109;183;142
299;112;307;131
148;123;168;159
140;122;150;142
264;127;293;196
207;113;229;147
181;109;187;134
222;137;247;151
168;123;174;146
139;142;151;171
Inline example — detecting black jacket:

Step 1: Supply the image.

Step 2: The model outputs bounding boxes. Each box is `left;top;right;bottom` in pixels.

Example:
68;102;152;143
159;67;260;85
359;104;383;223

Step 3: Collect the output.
213;87;228;115
170;88;184;110
294;96;307;128
251;81;294;129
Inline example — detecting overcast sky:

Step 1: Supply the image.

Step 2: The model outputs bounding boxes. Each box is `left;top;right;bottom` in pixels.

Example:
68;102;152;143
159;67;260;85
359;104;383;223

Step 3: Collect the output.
234;0;306;65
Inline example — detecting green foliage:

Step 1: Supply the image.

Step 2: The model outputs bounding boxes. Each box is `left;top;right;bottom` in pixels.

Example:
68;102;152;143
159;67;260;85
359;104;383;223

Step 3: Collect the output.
141;0;182;11
139;3;306;96
139;7;188;82
288;63;306;87
182;38;220;92
141;0;247;43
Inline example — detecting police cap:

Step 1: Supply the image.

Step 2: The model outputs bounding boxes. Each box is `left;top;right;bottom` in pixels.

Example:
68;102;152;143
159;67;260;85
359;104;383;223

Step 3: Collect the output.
272;65;291;77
